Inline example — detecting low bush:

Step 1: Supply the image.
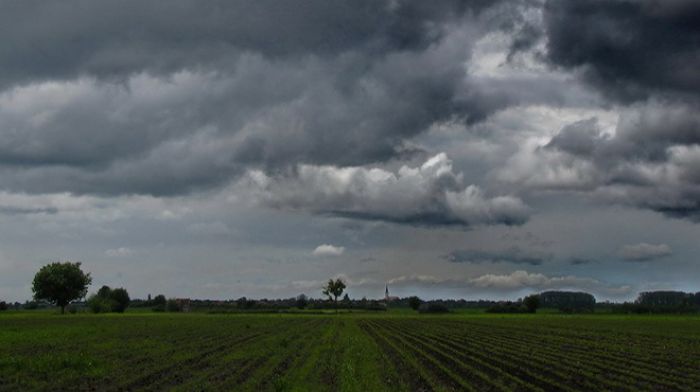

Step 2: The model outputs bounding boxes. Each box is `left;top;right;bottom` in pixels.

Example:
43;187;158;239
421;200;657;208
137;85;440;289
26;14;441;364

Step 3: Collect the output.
418;303;450;314
88;295;115;313
166;299;182;312
486;302;529;313
87;286;131;313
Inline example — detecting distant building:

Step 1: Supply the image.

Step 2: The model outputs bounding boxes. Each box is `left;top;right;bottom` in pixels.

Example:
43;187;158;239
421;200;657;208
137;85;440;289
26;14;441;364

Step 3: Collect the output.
384;285;399;302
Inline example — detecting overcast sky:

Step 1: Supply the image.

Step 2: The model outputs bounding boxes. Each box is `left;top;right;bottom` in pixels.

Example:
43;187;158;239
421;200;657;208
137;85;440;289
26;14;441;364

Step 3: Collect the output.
1;0;699;302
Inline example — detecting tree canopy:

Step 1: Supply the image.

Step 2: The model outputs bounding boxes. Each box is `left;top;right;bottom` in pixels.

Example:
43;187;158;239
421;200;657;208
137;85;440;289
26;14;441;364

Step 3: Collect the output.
88;286;131;313
539;291;595;313
32;262;92;314
322;278;346;311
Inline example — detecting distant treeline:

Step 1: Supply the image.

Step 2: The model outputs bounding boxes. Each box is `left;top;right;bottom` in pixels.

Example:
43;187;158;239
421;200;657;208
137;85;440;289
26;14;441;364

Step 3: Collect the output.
483;290;700;314
3;290;700;314
130;294;389;312
604;291;700;314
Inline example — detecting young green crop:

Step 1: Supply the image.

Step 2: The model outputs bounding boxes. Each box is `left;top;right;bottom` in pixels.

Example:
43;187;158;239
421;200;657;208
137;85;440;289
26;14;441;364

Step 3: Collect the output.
1;311;699;391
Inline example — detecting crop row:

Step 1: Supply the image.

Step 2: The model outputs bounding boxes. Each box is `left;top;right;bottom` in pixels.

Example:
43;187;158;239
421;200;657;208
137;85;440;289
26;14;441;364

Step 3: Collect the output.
361;318;700;392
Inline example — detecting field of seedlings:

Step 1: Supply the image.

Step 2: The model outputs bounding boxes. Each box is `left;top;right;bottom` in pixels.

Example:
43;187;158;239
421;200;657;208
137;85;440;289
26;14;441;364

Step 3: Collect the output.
1;312;699;391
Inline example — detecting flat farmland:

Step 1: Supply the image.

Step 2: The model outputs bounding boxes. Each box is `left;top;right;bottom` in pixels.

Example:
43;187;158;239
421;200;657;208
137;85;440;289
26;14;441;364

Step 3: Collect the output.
1;312;699;391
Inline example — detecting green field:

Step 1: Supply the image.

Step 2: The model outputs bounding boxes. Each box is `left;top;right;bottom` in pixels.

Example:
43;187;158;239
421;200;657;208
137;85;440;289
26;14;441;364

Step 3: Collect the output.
1;311;699;391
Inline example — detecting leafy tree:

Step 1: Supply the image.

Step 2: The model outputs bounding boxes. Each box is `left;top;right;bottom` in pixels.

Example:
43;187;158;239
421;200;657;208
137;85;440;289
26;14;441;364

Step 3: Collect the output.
88;285;114;313
523;294;540;313
637;291;688;307
539;291;595;313
97;285;112;298
408;296;422;311
634;291;698;313
0;301;7;311
322;278;346;311
110;288;131;313
32;262;92;314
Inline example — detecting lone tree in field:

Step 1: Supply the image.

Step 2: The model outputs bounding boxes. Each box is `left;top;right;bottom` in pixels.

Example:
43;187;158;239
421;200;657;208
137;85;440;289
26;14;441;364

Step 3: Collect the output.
32;262;92;314
322;278;346;311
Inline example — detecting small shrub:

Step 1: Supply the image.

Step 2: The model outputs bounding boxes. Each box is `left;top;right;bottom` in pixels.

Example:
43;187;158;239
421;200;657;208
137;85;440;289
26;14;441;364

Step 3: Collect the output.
523;294;540;313
87;294;114;313
486;302;528;313
408;296;422;311
365;300;387;311
166;299;182;312
418;303;450;314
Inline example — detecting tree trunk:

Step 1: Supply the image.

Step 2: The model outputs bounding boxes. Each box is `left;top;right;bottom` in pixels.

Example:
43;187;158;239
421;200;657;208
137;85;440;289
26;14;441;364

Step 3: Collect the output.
61;305;65;314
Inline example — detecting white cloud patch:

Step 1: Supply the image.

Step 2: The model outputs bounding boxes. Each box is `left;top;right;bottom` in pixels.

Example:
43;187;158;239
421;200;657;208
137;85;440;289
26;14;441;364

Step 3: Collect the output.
467;270;632;295
618;243;672;262
384;270;632;297
312;244;345;257
105;247;133;257
247;153;529;228
387;274;443;285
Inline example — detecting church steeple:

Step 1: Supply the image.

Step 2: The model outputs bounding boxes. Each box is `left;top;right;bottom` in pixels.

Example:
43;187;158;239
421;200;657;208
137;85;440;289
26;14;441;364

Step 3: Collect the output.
385;284;389;300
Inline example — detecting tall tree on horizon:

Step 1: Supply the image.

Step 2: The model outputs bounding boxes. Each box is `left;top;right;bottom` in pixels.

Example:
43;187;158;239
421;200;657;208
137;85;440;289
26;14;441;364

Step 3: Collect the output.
322;278;346;313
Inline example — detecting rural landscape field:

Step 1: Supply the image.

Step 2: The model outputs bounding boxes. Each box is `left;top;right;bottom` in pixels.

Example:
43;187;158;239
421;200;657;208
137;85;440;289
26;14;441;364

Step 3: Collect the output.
2;1;700;391
2;311;699;391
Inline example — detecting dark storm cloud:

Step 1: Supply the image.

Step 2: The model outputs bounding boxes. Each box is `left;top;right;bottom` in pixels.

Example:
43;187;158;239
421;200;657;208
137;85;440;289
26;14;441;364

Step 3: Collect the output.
0;0;478;88
445;246;550;265
569;257;596;266
0;0;527;198
537;102;700;220
544;0;700;101
535;1;700;220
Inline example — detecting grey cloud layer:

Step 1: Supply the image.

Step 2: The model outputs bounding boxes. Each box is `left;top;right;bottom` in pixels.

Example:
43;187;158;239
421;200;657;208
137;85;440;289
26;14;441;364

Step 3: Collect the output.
0;0;525;199
0;1;478;87
508;101;700;220
2;0;700;302
618;243;672;262
500;1;700;221
445;246;551;266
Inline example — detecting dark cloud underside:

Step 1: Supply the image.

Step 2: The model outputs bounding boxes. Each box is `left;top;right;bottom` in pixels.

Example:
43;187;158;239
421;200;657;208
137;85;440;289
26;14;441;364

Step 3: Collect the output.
545;0;700;101
0;0;518;198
